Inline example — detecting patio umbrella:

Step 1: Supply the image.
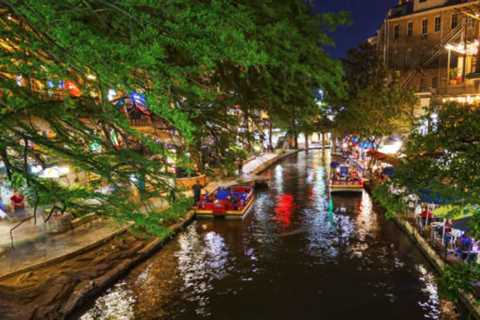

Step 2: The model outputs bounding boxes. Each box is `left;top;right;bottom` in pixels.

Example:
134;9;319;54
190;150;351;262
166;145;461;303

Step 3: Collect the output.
382;166;395;177
419;189;453;205
452;217;471;232
330;161;340;169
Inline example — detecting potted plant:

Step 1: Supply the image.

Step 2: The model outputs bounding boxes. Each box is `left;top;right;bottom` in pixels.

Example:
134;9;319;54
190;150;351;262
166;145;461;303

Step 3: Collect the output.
449;68;458;85
448;68;458;85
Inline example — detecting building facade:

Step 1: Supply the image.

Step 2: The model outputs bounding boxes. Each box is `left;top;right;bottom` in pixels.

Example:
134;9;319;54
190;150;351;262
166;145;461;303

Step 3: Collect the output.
378;0;480;105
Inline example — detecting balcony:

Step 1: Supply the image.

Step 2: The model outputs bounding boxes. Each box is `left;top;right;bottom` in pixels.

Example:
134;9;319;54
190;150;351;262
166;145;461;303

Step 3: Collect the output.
437;81;480;96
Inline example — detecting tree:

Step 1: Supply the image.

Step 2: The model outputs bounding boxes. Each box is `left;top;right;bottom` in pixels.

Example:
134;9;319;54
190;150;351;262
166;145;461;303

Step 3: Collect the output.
198;1;348;152
335;41;417;138
0;0;348;234
377;103;480;299
0;0;265;231
393;103;480;217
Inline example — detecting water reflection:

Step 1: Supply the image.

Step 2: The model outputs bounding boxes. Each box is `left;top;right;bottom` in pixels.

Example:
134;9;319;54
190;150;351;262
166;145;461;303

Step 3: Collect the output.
80;281;135;320
79;151;443;320
416;264;441;319
175;227;232;316
274;193;294;227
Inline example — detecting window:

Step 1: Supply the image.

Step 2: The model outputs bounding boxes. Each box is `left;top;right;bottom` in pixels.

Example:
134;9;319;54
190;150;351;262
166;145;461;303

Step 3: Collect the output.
394;25;400;40
407;22;413;36
467;16;474;27
452;14;458;29
422;19;428;35
435;16;441;32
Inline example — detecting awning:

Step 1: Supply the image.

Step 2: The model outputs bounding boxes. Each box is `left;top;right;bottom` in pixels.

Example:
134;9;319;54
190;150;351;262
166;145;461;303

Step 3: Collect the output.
367;150;399;166
330;161;340;169
418;189;453;205
382;166;395;177
452;217;471;232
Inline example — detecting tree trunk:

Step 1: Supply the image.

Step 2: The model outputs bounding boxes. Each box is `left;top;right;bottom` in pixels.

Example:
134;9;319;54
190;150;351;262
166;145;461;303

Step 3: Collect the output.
244;112;252;153
0;147;12;181
294;131;298;149
331;131;336;154
268;120;273;151
305;133;309;150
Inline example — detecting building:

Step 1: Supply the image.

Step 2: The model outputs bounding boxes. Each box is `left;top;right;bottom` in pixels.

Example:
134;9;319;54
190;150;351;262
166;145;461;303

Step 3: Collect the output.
378;0;480;106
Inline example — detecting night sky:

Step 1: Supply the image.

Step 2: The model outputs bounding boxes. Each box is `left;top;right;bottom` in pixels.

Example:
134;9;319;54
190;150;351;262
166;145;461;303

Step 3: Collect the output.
314;0;398;58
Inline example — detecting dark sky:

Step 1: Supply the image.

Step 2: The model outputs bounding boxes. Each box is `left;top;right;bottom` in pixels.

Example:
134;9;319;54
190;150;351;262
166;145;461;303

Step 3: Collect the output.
314;0;398;58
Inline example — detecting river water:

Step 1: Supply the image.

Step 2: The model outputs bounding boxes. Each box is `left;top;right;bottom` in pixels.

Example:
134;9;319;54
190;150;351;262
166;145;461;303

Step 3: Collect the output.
78;151;441;320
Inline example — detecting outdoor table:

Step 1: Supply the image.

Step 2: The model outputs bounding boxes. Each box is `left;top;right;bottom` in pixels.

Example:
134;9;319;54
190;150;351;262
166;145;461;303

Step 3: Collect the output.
430;221;443;241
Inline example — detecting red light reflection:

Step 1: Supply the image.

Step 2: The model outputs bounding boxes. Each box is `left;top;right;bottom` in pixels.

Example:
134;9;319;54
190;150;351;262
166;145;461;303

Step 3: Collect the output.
274;193;295;226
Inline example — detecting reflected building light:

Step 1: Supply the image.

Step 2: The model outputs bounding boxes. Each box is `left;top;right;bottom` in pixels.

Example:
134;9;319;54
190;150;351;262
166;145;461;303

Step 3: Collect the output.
415;264;441;320
355;191;377;241
80;281;136;320
204;231;229;274
274;165;283;193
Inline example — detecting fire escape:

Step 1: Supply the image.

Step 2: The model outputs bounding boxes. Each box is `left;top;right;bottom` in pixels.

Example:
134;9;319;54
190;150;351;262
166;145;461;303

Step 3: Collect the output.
401;23;465;89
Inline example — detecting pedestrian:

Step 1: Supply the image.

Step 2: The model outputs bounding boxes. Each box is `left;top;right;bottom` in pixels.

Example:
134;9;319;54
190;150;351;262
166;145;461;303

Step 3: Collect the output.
10;191;25;218
192;180;203;204
456;233;473;261
0;198;8;219
238;160;243;176
169;188;176;203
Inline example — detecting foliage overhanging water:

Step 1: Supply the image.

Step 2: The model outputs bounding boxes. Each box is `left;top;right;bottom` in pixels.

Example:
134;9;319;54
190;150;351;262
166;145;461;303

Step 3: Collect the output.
79;151;442;320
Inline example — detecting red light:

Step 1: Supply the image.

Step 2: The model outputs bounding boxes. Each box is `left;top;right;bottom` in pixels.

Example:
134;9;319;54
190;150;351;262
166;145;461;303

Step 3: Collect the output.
274;193;295;226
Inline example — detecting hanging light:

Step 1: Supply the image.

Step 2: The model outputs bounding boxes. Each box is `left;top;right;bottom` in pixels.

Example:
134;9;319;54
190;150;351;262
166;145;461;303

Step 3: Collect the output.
445;40;479;55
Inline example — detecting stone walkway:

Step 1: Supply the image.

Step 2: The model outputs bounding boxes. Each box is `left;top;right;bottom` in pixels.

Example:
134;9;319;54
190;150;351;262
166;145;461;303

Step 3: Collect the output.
241;152;278;175
0;220;122;279
0;150;293;279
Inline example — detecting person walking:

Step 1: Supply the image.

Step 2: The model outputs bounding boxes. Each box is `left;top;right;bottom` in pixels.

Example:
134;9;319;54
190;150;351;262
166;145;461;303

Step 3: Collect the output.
192;180;203;205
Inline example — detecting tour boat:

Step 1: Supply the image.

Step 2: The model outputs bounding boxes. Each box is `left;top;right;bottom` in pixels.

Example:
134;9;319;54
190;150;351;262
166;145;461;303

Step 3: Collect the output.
329;162;364;193
195;184;256;219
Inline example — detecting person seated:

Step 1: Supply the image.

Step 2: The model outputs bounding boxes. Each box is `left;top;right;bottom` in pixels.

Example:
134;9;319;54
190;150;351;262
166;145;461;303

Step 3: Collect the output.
420;206;433;226
0;199;8;219
230;194;239;210
216;187;229;201
10;191;26;218
456;233;474;261
445;219;453;233
351;170;358;179
444;229;454;249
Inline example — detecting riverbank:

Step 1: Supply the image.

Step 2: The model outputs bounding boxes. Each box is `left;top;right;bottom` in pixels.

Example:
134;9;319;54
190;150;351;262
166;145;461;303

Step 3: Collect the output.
365;183;480;320
0;149;299;320
79;150;450;320
393;216;480;320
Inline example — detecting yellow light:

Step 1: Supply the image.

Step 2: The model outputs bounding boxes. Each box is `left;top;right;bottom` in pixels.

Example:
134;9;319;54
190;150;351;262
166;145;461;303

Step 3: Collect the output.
445;40;479;55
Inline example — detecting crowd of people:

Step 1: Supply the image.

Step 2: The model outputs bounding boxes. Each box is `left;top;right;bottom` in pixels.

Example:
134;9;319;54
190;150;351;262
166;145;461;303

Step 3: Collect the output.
331;166;362;185
415;204;479;264
194;184;251;212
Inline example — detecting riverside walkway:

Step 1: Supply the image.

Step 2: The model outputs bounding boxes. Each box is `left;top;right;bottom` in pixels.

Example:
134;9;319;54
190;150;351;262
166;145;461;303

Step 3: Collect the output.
0;150;296;280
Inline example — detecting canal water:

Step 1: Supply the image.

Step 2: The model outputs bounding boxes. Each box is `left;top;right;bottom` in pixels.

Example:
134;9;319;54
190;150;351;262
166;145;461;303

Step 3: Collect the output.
78;151;441;320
